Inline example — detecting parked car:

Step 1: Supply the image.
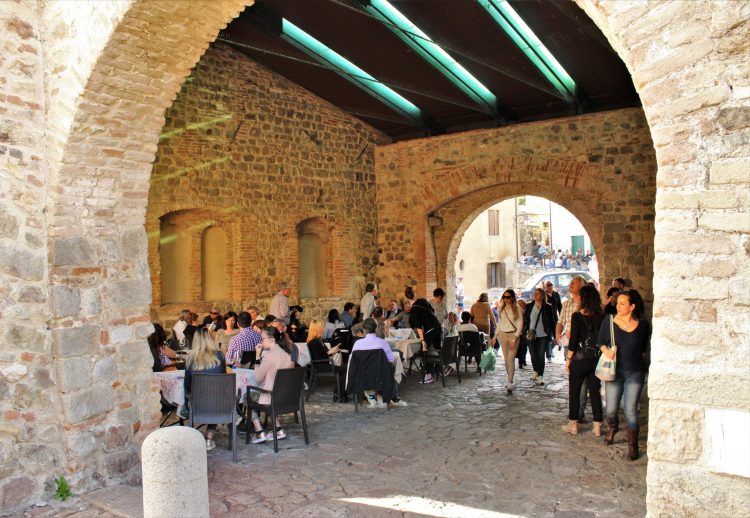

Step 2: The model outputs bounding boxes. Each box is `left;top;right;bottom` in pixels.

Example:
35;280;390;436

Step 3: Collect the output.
516;270;594;302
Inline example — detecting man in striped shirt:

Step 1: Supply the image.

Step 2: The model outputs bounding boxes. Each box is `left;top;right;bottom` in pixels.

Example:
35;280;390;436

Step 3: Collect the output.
226;312;262;366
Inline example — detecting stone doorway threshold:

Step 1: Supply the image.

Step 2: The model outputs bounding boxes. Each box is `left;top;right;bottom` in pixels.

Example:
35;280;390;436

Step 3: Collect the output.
81;486;143;518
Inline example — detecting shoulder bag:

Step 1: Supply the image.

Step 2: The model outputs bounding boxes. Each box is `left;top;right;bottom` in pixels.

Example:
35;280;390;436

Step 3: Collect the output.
524;306;542;342
595;315;617;381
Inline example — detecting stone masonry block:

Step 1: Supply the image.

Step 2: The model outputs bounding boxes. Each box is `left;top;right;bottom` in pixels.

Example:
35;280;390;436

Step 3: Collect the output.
0;243;44;281
110;325;132;344
120;227;148;262
56;357;92;392
698;212;750;233
710;160;749;185
51;326;98;358
0;211;19;238
52;236;95;266
6;323;46;352
49;285;81;318
107;278;152;308
60;382;114;424
648;401;702;462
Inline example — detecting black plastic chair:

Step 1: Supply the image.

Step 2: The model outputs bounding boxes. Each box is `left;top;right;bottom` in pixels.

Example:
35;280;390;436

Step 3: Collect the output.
245;367;309;453
307;357;342;402
459;331;485;375
424;335;461;386
239;349;256;367
189;373;239;462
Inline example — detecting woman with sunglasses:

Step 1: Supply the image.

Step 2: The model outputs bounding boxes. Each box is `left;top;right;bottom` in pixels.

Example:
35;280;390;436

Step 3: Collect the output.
598;289;650;460
522;288;556;386
492;289;523;394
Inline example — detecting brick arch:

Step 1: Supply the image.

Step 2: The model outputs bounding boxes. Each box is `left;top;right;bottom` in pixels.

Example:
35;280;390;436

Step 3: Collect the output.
436;182;608;305
3;0;741;512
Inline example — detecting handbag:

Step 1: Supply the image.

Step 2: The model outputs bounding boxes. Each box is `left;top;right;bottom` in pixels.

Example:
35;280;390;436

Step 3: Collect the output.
524;307;543;342
580;316;600;361
595;315;617;381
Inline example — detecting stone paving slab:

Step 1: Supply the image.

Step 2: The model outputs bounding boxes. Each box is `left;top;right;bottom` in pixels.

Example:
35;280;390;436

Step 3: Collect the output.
10;357;647;517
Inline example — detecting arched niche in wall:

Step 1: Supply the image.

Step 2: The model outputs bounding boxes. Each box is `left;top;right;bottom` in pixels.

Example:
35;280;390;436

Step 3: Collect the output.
297;217;330;298
159;217;190;303
201;225;228;300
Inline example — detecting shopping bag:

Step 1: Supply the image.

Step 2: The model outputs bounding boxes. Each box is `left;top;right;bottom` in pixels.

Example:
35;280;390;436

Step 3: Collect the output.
595;354;616;381
479;347;496;371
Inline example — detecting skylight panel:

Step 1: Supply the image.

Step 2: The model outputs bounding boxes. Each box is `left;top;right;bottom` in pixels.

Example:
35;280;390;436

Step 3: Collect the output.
477;0;577;101
361;0;499;115
280;18;423;123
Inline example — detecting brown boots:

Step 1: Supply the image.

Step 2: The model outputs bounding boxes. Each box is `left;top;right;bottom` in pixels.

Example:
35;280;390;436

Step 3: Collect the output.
627;429;640;460
604;418;619;445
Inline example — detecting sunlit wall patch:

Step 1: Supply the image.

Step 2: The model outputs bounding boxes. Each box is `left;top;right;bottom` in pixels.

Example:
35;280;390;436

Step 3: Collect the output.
477;0;577;101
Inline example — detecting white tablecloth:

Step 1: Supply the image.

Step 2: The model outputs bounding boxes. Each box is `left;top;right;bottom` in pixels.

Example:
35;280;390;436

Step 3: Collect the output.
154;368;257;407
387;338;422;360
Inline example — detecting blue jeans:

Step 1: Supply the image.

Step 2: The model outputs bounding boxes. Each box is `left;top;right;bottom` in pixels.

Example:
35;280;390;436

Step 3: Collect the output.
605;370;645;430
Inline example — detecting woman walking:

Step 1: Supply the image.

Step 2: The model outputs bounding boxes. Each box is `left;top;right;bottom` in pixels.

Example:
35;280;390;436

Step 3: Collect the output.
522;288;555;386
470;292;497;335
599;289;650;460
562;285;604;436
492;289;523;394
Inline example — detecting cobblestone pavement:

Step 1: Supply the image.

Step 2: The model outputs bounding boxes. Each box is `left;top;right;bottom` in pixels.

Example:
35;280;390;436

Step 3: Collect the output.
13;356;647;518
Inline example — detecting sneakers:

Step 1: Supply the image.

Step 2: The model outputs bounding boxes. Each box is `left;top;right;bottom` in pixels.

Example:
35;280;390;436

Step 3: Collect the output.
265;428;286;441
537;376;545;386
506;382;514;394
387;399;409;409
251;431;267;444
419;374;434;384
531;372;539;381
205;438;216;451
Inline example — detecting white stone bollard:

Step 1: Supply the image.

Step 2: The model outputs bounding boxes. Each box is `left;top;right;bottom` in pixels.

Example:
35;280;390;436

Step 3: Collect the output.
141;426;209;518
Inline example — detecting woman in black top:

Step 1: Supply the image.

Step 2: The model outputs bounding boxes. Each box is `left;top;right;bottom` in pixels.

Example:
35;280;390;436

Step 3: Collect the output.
598;289;650;460
409;298;442;384
562;285;604;436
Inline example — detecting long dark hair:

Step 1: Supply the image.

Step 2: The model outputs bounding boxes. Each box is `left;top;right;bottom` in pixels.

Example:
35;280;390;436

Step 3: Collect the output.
579;285;603;322
148;323;166;350
620;289;645;319
327;308;340;324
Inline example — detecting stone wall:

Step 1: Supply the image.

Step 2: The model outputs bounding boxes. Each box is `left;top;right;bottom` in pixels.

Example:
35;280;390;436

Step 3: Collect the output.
376;108;658;311
146;42;388;325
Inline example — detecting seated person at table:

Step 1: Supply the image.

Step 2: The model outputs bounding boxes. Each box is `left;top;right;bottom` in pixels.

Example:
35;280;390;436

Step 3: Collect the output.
352;318;406;407
247;328;296;443
214;311;239;352
247;305;264;322
184;328;226;451
384;299;401;323
456;311;479;333
269;319;299;365
341;302;357;329
226;312;262;367
324;309;345;339
385;300;412;330
307;319;348;402
201;306;223;333
183;312;199;349
171;309;191;349
148;323;178;372
352;307;386;339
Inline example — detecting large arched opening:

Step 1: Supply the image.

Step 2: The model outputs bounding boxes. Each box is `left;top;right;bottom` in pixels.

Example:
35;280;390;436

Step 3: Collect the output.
1;0;747;514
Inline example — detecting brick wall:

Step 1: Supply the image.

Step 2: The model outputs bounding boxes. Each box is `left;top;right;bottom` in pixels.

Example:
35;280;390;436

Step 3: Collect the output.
146;43;389;324
376;108;657;311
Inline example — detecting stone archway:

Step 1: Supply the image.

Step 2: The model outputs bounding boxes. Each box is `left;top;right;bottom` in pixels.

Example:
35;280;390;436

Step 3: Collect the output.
1;0;747;514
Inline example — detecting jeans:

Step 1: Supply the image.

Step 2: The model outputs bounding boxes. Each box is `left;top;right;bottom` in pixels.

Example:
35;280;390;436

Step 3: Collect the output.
546;338;555;359
529;337;548;377
605;370;645;430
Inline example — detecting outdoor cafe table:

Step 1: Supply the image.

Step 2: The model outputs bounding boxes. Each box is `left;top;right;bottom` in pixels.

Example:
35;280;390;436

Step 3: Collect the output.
154;368;257;409
386;337;422;361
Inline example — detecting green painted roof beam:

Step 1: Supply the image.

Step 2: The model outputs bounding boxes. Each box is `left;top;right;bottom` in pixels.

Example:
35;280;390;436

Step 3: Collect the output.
361;0;501;117
280;18;424;125
477;0;578;102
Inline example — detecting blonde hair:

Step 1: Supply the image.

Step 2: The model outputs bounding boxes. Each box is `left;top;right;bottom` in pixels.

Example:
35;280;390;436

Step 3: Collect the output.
306;319;324;342
187;328;221;371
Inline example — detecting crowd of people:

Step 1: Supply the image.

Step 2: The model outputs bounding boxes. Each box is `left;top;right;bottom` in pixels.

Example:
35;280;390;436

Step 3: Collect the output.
520;243;595;270
149;275;649;460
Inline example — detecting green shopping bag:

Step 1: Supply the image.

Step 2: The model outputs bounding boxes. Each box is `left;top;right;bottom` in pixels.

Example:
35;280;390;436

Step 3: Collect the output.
479;347;496;371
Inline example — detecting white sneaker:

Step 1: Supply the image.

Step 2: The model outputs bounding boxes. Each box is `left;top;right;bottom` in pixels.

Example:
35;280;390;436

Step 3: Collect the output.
205;439;216;451
531;372;539;381
251;431;267;444
506;382;514;394
392;399;408;407
537;376;545;386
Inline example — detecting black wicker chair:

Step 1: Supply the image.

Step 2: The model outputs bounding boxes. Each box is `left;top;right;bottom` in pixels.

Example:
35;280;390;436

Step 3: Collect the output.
459;331;485;375
424;335;461;386
188;373;239;462
307;356;342;402
245;367;309;453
